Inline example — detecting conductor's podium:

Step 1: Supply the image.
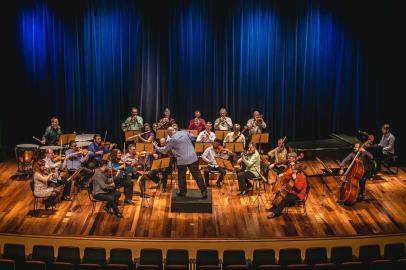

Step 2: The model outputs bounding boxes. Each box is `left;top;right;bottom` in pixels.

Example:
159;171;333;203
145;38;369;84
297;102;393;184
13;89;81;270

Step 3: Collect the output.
171;189;212;213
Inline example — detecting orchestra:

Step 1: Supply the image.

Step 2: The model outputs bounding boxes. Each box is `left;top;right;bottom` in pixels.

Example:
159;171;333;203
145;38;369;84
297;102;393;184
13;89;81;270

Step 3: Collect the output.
23;106;395;220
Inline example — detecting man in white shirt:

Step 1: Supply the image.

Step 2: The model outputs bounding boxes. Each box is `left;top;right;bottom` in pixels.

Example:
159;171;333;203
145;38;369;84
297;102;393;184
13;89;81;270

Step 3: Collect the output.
214;108;233;131
223;124;246;147
196;122;216;142
201;139;229;187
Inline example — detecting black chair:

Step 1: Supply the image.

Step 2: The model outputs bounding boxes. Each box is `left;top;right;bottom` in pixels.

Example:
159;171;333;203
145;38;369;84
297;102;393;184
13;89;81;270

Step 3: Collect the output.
0;259;15;270
304;248;328;266
105;264;130;270
396;258;406;270
83;247;107;266
330;246;353;264
312;263;338;270
78;264;102;270
2;243;26;270
196;249;220;270
137;248;163;270
222;250;248;270
278;249;302;267
382;155;399;174
87;180;105;215
358;245;381;263
49;262;75;270
339;261;363;270
252;249;277;269
284;185;311;216
369;259;393;270
29;179;54;214
24;261;46;270
384;243;405;260
31;245;55;264
109;248;134;270
166;249;189;270
56;246;81;267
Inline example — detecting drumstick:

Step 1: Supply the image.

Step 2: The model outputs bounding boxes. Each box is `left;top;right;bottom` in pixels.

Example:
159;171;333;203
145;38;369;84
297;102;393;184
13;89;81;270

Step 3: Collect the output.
33;136;44;144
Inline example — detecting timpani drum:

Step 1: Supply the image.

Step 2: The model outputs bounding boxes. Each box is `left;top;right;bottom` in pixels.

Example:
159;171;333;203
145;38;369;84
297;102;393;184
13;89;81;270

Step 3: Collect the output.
15;144;39;176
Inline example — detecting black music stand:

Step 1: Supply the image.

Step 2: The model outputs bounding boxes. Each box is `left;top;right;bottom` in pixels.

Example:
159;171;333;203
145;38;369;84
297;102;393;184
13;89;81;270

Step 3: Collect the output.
314;156;340;207
215;130;228;141
251;133;269;153
60;133;76;146
215;157;236;196
140;157;171;206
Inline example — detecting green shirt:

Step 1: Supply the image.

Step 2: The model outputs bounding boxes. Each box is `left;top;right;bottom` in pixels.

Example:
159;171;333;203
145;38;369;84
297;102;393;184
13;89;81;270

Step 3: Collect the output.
124;116;143;131
242;150;261;177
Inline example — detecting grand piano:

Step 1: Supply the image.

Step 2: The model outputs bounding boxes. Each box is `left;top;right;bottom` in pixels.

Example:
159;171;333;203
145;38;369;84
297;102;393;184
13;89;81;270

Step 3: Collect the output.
287;133;383;161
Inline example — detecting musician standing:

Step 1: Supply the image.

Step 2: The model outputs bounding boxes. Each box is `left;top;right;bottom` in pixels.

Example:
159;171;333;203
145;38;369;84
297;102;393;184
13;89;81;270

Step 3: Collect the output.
108;149;135;205
339;143;374;201
236;142;261;195
196;122;216;143
122;107;143;131
223;124;246;147
266;153;307;219
214;108;233;131
188;110;206;132
43;149;72;201
64;140;93;188
153;127;207;198
41;117;62;145
378;124;395;169
156;108;176;130
201;139;228;187
87;134;114;169
246;111;267;136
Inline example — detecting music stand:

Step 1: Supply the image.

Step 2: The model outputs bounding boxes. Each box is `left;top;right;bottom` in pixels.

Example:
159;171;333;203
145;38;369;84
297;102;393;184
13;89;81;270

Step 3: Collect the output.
182;129;198;137
135;143;154;153
141;157;171;206
215;130;228;140
156;129;168;139
224;142;244;153
124;130;141;142
194;142;213;153
215;157;236;195
60;133;76;146
251;133;269;152
102;153;111;161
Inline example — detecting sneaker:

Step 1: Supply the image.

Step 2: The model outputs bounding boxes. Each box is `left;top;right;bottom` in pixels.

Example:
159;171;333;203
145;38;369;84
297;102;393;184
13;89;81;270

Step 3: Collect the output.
124;199;135;205
201;190;208;199
62;196;72;201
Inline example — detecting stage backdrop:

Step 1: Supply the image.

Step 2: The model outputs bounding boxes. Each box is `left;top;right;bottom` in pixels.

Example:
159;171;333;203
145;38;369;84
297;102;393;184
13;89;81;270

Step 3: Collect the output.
0;0;403;157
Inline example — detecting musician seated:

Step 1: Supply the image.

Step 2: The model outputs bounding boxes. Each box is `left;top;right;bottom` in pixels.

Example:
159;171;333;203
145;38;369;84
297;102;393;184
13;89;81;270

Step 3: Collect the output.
266;157;307;219
188;110;206;133
156;108;176;130
236;142;261;195
378;124;396;170
214;107;233;131
149;138;174;193
108;149;135;205
41;117;62;146
339;143;374;201
33;160;61;210
223;124;246;147
267;138;288;174
122;107;143;131
43;149;72;201
87;134;114;169
246;110;267;136
201;139;228;187
196;122;216;143
64;140;93;188
139;123;156;143
92;160;122;217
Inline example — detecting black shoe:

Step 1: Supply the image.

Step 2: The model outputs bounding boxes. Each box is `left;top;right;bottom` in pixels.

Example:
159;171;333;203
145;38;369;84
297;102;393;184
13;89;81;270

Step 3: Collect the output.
176;191;186;197
357;194;365;201
246;183;253;190
124;199;135;205
216;180;222;188
267;212;278;219
265;207;275;212
114;212;123;218
201;190;208;199
103;206;112;215
239;190;248;196
162;187;167;193
62;196;72;201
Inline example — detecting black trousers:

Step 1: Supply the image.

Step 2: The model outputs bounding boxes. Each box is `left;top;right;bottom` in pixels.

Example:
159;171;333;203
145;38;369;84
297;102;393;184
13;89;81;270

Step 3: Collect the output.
49;177;72;198
177;161;207;194
273;193;299;216
237;170;256;192
203;166;226;185
359;170;373;196
68;168;93;187
94;190;121;214
114;174;133;200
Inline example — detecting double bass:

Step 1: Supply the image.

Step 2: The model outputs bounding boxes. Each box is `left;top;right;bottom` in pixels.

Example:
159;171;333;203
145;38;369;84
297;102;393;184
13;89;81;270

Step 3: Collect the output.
338;135;374;205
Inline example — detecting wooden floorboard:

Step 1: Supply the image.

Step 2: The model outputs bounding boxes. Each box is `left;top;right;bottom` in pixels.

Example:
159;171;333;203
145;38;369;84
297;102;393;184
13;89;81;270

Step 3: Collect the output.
1;160;406;239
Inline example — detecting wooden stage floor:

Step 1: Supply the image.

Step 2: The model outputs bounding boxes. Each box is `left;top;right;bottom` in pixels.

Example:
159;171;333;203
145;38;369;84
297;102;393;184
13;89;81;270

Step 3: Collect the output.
1;160;406;239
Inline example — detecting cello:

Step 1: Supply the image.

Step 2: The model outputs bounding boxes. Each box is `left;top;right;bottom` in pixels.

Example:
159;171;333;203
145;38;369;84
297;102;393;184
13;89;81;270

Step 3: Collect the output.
338;135;374;205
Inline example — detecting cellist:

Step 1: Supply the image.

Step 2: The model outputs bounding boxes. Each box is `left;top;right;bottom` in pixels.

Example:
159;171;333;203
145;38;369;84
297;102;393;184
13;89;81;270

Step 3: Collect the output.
266;152;307;219
339;143;374;201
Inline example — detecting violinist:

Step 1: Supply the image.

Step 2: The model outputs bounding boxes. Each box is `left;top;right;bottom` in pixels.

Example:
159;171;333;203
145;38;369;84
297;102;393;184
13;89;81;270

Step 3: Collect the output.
188;110;206;133
87;134;114;169
266;152;307;219
33;160;61;210
246;111;267;136
43;148;72;201
196;122;216;143
139;123;156;143
267;138;288;174
223;124;246;147
339;143;374;201
201;139;229;187
214;108;233;131
64;140;93;188
108;149;135;205
91;160;122;217
236;142;261;195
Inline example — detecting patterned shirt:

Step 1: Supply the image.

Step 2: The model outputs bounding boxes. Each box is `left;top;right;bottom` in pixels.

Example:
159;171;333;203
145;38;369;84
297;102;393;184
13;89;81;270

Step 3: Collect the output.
42;126;62;146
123;116;143;131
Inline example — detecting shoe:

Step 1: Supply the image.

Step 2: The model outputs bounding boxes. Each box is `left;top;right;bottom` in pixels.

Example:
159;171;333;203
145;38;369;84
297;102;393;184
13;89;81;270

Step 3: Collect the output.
114;212;123;218
265;206;275;212
201;190;208;199
216;180;222;188
124;199;135;205
246;183;253;190
267;213;277;219
62;196;72;201
239;190;248;196
162;187;167;193
176;191;186;197
103;206;112;215
357;194;365;201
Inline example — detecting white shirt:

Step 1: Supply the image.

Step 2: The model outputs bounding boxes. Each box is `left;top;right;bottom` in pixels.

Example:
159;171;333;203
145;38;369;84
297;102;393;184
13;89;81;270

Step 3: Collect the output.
214;117;233;131
196;130;216;142
201;146;228;168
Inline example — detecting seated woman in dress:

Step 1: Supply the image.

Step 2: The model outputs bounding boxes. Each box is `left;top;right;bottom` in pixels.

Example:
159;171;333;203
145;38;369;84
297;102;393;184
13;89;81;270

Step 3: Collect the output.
33;159;61;210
